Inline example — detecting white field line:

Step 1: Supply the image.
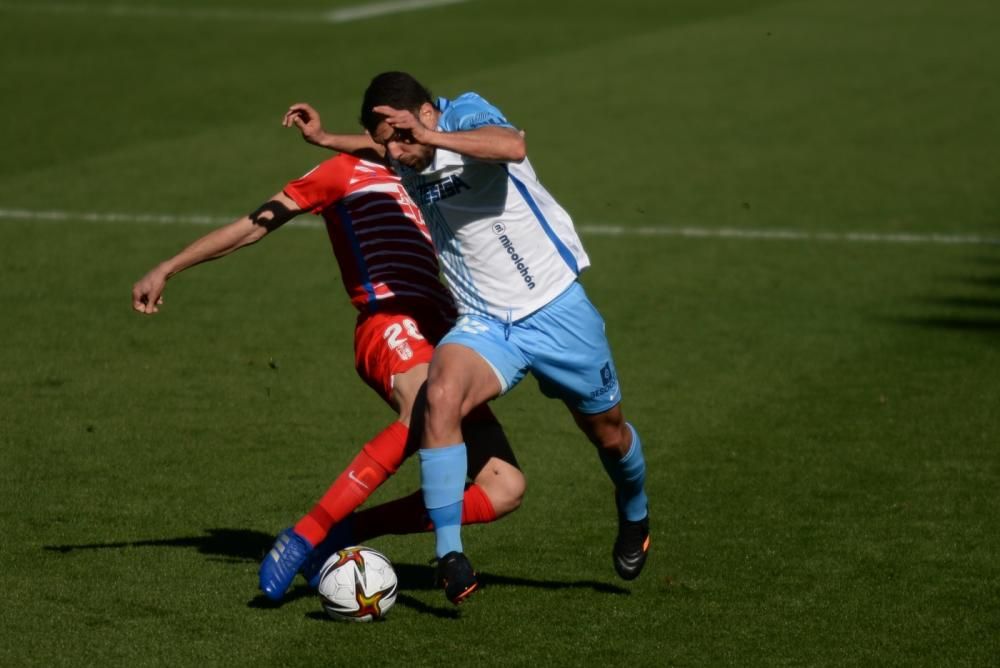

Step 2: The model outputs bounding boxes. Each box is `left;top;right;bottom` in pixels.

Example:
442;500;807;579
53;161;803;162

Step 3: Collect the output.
0;0;470;24
3;207;999;246
582;224;1000;246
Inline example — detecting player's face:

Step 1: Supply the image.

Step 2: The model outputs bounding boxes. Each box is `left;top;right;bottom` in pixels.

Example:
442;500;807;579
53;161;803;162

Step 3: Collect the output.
372;120;434;171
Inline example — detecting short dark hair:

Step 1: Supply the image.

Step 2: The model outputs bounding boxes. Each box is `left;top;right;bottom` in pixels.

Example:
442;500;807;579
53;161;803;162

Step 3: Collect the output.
360;71;435;134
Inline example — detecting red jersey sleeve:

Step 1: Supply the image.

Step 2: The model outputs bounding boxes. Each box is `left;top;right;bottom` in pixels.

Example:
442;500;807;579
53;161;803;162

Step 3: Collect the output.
283;154;358;214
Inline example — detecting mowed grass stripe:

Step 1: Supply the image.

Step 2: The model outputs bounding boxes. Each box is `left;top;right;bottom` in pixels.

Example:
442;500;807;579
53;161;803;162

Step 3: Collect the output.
0;0;473;24
0;2;668;201
4;207;1000;246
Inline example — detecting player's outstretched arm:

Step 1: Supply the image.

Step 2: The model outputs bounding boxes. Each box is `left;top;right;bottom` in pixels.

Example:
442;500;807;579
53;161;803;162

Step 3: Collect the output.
283;102;384;162
434;124;525;162
131;192;302;314
373;105;526;163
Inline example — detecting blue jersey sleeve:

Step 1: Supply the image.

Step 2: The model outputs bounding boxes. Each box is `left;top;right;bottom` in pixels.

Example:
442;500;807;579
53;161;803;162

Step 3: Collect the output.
438;93;515;132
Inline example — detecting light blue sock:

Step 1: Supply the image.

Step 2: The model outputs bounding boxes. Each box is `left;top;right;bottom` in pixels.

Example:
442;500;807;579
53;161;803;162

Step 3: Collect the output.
599;423;649;522
419;443;467;558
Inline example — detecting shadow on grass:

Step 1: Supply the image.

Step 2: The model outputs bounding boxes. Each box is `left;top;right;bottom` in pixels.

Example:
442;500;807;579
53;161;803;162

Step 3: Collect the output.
262;562;628;619
44;530;629;618
304;594;459;622
893;253;1000;338
43;527;272;562
896;315;1000;332
919;296;1000;311
302;564;629;622
394;562;629;596
267;562;629;620
251;583;460;619
965;275;1000;288
44;531;629;595
247;585;315;609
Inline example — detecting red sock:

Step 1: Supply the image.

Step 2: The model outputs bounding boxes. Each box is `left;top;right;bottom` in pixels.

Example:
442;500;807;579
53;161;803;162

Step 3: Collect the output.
352;483;497;543
362;421;416;475
294;422;409;546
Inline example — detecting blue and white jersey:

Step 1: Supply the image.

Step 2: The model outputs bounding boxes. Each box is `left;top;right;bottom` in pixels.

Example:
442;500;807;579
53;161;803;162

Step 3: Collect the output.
397;92;590;322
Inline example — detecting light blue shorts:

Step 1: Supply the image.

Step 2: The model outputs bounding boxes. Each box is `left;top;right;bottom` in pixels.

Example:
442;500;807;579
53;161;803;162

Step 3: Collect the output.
439;281;622;415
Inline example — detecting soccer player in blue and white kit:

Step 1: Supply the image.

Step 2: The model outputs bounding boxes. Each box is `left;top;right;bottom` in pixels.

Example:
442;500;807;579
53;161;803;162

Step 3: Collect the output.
293;72;650;604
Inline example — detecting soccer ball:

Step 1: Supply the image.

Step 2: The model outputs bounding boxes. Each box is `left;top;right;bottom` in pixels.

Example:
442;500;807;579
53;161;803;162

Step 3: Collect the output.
317;546;398;622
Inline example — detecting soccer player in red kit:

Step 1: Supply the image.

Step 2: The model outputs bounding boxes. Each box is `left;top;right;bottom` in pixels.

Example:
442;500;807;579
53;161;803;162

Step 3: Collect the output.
131;110;524;602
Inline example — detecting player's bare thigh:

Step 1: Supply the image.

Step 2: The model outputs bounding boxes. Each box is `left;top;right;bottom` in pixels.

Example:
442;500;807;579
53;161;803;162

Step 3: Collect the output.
394;359;524;516
424;343;502;447
389;363;429;426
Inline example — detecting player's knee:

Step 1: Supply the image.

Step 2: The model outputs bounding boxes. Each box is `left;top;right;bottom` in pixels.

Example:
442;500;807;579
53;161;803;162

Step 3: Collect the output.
573;405;629;452
424;378;462;416
478;466;525;518
589;418;631;458
488;476;525;518
423;377;466;436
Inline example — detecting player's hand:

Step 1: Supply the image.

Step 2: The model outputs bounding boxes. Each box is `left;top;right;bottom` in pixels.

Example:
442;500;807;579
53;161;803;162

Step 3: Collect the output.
372;105;435;144
132;266;168;314
283;103;326;145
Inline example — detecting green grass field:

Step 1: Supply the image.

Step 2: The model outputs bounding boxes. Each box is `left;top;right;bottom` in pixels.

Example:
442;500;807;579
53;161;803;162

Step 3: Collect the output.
2;0;999;665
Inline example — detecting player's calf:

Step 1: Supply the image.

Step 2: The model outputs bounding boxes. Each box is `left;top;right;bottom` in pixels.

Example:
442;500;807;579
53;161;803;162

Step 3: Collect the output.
593;420;650;580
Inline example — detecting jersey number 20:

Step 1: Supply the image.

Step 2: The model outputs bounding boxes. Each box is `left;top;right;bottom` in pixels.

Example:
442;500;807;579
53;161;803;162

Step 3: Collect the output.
383;319;425;350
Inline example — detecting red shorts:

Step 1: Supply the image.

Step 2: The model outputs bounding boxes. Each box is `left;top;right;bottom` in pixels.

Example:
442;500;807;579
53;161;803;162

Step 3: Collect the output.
354;308;453;403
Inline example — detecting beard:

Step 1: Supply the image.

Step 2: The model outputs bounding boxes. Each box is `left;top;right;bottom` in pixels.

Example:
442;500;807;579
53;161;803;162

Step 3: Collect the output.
399;148;433;171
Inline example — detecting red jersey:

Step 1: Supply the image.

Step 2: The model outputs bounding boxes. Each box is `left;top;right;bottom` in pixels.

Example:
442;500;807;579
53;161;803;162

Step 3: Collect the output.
283;154;456;316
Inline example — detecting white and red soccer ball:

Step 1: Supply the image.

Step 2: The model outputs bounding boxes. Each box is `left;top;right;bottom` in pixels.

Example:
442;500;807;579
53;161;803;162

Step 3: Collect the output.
316;546;398;622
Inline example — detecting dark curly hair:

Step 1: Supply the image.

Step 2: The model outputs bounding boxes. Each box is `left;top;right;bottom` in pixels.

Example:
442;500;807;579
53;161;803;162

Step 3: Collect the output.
360;71;437;134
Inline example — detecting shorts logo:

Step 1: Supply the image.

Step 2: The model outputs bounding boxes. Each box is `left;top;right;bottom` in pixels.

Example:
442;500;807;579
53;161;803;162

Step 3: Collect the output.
492;223;506;235
456;316;490;335
591;361;618;399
